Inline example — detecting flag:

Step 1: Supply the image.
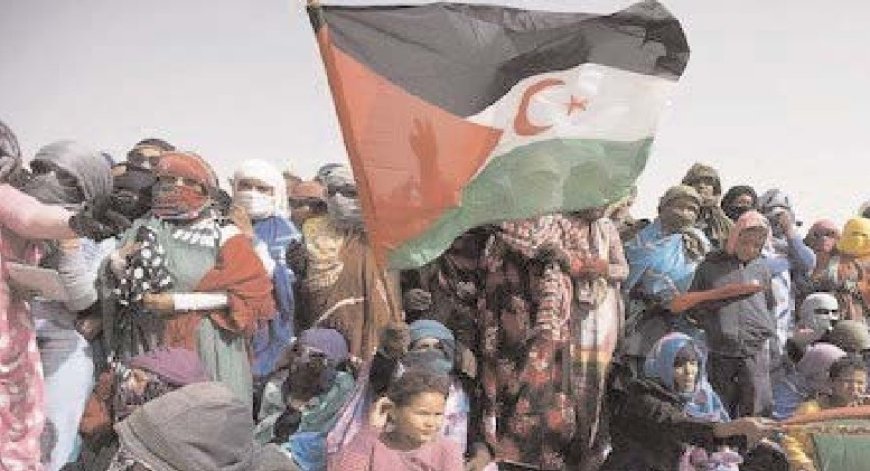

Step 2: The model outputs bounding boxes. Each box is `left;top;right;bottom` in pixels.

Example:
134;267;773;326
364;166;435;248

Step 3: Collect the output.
308;1;689;269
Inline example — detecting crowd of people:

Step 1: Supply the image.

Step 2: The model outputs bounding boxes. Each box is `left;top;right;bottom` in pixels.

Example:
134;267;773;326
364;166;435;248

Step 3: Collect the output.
3;118;870;471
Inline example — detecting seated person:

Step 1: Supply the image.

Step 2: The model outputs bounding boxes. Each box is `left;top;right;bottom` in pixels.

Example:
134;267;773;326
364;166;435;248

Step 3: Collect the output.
783;356;869;471
256;328;357;471
604;332;785;471
71;348;209;471
107;382;292;471
773;343;846;421
329;369;464;471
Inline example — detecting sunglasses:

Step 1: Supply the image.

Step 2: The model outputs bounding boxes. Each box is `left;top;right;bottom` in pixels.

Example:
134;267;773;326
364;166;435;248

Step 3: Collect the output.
327;186;358;198
814;308;839;315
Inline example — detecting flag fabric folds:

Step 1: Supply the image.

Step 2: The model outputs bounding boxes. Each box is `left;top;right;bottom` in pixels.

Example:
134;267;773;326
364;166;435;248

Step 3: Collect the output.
308;1;690;269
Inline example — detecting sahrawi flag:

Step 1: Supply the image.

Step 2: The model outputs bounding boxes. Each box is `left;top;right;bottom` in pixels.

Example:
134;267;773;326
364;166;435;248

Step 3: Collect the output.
308;1;689;269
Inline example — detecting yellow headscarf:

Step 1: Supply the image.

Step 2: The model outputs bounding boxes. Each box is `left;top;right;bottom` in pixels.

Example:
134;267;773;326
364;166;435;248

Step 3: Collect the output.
836;218;870;256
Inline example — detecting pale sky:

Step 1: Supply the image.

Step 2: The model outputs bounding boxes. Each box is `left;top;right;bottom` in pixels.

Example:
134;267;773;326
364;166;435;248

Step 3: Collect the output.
2;0;868;229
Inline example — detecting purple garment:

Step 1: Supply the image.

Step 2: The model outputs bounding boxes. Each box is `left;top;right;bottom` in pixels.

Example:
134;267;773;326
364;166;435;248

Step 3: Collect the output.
129;348;210;386
300;328;349;363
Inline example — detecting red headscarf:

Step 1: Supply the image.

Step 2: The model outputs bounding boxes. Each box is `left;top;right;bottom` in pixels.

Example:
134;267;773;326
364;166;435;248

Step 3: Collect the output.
152;152;216;220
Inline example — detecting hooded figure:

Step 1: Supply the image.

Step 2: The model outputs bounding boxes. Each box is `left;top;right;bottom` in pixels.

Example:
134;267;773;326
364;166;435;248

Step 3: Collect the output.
622;185;710;373
22;140;115;469
681;163;733;251
0;127;81;470
109;151;275;410
295;164;402;359
110;382;293;471
605;333;742;471
720;185;757;222
232;159;302;381
690;210;777;418
255;328;356;471
813;218;870;323
755;189;816;352
24;140;112;209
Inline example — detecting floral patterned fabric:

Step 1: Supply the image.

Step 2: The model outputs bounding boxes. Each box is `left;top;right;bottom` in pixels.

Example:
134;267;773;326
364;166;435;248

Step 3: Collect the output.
479;214;627;470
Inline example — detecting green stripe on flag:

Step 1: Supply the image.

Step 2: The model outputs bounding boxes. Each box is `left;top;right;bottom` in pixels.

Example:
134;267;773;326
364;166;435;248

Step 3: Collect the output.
388;137;653;269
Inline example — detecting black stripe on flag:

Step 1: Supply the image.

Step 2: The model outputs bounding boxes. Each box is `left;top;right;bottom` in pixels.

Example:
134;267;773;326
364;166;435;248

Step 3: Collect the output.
309;1;689;118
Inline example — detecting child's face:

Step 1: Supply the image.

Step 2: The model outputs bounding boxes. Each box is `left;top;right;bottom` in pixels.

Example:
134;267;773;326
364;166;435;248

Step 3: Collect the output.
391;392;447;446
673;360;699;394
831;369;868;406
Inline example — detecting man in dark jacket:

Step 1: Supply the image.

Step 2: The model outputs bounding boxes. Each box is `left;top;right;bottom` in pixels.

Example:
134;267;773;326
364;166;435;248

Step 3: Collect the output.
689;210;776;418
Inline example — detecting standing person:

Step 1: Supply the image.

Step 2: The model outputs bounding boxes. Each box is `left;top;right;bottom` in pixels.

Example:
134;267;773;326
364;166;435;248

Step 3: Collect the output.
689;211;777;418
231;159;301;383
289;164;402;360
0;125;82;471
478;208;627;470
720;185;758;223
124;138;174;170
21;140;113;470
757;189;816;350
681;163;734;251
109;151;275;409
771;343;846;421
621;185;710;375
328;369;464;471
813;218;870;322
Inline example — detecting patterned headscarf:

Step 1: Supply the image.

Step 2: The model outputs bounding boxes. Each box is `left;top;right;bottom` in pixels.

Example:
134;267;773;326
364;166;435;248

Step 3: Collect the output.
152;151;216;221
681;163;722;197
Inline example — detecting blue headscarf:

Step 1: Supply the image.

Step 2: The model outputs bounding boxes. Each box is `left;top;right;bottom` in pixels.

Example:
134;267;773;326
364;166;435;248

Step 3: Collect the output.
644;332;729;423
251;215;302;379
624;220;709;303
407;319;455;376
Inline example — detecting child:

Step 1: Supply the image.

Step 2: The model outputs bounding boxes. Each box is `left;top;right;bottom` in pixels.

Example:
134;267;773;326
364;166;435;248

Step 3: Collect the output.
328;369;464;471
783;356;869;471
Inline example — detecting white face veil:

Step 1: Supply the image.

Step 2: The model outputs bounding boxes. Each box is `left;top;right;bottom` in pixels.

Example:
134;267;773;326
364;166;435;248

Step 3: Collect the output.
231;159;289;220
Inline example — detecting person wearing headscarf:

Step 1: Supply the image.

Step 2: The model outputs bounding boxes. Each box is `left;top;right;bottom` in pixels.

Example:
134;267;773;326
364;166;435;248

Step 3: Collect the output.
256;328;356;471
478;207;628;470
604;332;784;471
72;348;209;471
290;164;402;360
720;185;758;223
107;382;293;471
812;218;870;323
106;151;275;410
771;342;846;422
782;355;869;471
231;159;302;383
124;138;174;170
689;211;777;418
681;163;734;252
756;189;816;352
21;140;114;470
621;185;711;375
290;180;327;229
0;125;83;471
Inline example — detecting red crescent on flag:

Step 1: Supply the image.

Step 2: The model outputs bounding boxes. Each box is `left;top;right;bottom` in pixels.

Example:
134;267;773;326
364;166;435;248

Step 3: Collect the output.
513;78;565;136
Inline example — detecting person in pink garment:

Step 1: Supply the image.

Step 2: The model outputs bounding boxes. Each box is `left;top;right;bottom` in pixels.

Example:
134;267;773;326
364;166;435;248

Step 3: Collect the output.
0;121;77;471
328;369;464;471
